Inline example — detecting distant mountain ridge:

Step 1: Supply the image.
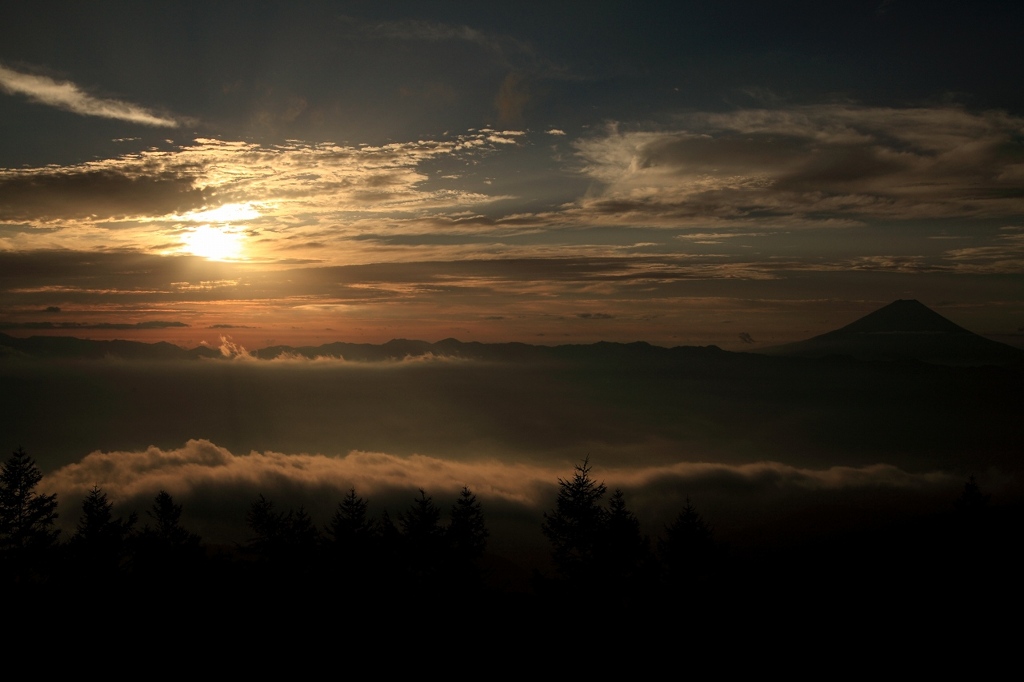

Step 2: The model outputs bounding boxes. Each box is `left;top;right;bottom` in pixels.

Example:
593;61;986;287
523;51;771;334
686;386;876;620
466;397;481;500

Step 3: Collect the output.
757;299;1023;367
0;331;729;365
0;332;220;361
1;299;1020;367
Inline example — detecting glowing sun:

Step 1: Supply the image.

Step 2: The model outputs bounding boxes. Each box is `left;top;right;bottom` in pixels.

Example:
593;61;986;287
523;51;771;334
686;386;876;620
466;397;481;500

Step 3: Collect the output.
182;225;245;260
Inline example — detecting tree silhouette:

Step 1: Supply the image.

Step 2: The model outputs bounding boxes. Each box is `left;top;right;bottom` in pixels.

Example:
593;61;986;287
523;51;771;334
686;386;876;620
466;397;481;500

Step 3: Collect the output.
69;485;138;581
324;488;379;586
448;486;488;561
244;494;322;585
947;475;998;586
599;487;652;603
288;505;322;569
541;457;608;585
446;486;489;589
134;490;203;585
376;508;402;575
658;496;717;598
326;488;375;550
246;494;320;549
289;506;321;547
0;447;59;583
399;489;443;538
144;490;200;547
245;493;283;555
398;489;446;585
954;475;991;523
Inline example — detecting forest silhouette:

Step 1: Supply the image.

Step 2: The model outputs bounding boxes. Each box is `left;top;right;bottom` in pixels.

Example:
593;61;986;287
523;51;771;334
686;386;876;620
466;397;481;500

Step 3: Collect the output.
1;446;1018;627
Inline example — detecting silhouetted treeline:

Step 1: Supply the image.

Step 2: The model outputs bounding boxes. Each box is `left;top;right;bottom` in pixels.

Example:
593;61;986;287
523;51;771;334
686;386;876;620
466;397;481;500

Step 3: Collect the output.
1;447;1020;621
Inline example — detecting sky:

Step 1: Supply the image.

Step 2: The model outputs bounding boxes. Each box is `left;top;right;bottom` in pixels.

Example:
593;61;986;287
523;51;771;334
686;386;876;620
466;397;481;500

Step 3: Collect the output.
1;0;1022;351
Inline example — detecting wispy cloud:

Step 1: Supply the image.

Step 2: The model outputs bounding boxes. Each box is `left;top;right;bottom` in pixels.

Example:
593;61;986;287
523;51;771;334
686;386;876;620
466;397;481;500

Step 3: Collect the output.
0;64;178;127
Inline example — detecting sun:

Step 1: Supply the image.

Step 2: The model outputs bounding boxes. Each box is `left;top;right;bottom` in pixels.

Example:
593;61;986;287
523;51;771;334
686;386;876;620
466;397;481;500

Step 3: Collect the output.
182;225;245;261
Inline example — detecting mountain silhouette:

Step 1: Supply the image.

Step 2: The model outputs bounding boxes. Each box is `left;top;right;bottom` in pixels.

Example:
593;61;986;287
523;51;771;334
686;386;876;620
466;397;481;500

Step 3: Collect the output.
758;299;1024;366
2;300;1020;367
0;332;219;361
0;330;726;364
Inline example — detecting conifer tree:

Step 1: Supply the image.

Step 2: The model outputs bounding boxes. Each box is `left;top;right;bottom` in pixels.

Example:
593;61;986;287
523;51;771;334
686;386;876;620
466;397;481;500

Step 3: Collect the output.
377;509;401;566
399;490;443;545
288;505;322;565
326;488;375;549
134;490;203;584
658;496;716;589
399;490;441;535
70;485;138;579
448;486;488;561
243;494;323;594
600;488;651;586
245;495;321;558
0;447;60;580
398;489;445;584
324;488;378;586
245;493;284;555
541;457;608;583
144;490;201;548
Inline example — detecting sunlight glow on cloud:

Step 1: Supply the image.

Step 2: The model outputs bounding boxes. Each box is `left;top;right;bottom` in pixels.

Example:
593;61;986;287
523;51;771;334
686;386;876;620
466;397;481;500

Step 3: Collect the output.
43;438;959;514
0;132;526;261
43;439;555;507
0;64;178;127
180;225;247;261
177;202;264;224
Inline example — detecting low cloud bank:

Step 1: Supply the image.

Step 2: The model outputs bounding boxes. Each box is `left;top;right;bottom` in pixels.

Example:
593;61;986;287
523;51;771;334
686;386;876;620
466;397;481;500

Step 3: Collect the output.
41;439;977;553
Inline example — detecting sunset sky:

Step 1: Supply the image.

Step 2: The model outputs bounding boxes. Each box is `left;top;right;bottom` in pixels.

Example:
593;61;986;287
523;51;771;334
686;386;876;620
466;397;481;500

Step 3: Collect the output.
2;1;1022;351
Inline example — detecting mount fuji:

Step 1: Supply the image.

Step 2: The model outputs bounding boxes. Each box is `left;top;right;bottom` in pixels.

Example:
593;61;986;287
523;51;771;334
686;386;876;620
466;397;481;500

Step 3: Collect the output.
758;299;1023;367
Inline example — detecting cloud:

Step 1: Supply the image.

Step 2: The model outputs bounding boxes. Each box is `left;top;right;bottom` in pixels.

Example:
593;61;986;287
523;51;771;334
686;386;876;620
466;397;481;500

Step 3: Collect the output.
0;168;209;221
570;105;1024;227
0;64;178;127
0;132;526;256
44;439;549;505
0;320;188;330
40;438;967;550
